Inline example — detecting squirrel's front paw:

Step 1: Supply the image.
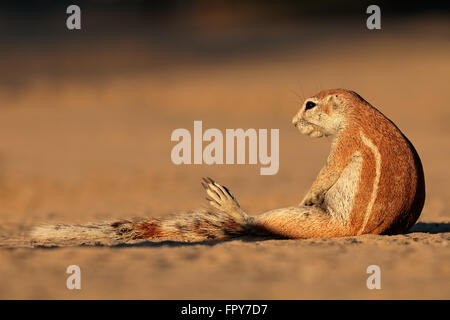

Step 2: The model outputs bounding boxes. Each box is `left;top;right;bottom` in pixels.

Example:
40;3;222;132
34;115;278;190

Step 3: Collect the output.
300;191;325;206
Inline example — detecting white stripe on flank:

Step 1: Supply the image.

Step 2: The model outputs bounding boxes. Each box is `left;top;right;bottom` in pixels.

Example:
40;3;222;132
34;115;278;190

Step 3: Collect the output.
358;131;381;235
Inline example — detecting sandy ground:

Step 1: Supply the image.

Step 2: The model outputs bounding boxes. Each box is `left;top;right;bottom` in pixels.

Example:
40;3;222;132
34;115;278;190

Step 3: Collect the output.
0;16;449;299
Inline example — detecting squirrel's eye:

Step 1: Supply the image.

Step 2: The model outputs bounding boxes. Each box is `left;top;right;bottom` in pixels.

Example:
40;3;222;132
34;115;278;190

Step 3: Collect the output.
305;101;316;111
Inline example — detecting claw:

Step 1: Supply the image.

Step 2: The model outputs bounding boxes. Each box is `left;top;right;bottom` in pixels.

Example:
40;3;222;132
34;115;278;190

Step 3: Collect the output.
206;196;219;206
206;188;221;202
212;182;226;196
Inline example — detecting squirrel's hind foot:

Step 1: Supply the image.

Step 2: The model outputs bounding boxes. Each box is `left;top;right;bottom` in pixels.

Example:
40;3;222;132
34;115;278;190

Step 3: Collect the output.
201;177;247;222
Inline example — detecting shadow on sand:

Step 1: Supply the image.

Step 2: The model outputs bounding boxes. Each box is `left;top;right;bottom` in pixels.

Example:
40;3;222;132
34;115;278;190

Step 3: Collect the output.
104;222;450;248
407;222;450;234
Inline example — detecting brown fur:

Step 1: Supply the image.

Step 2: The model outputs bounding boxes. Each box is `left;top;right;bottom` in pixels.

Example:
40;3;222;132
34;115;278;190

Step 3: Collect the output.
133;219;164;239
259;89;425;238
29;89;425;244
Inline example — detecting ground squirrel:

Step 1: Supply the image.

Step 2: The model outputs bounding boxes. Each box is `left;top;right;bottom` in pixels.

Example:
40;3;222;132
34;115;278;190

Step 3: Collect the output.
30;89;425;243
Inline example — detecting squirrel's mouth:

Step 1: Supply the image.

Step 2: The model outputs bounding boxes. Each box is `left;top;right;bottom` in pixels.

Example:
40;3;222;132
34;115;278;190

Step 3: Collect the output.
294;119;324;138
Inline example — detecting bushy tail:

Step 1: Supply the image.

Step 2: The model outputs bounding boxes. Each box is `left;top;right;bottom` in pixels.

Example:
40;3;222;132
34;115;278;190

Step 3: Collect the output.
30;222;119;243
29;178;259;244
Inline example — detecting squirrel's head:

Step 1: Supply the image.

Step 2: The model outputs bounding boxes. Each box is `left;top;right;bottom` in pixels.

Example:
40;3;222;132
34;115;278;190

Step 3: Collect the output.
292;89;359;138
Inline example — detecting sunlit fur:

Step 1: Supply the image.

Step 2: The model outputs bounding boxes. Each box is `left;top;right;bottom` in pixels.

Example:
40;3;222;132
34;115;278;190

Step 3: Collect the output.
30;89;425;243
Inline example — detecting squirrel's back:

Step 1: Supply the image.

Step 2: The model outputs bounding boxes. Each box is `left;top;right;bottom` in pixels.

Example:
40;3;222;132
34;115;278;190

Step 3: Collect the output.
322;92;425;236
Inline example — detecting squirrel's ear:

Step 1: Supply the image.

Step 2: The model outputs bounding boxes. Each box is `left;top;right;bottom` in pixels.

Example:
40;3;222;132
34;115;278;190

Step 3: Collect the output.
328;95;340;111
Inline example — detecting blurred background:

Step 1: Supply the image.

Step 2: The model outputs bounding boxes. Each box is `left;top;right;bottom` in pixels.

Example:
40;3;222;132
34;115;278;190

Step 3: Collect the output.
0;0;448;223
0;0;447;223
0;0;449;300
